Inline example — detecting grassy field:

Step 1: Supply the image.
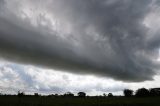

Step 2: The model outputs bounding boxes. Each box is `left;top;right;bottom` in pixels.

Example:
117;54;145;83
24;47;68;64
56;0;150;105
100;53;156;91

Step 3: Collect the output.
0;96;160;106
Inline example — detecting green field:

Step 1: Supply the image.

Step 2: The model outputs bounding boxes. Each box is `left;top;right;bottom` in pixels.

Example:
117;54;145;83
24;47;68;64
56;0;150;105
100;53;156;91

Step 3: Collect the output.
0;96;160;106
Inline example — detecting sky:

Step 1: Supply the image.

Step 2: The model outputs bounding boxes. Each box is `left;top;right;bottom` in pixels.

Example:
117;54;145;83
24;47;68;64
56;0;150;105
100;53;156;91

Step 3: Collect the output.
0;0;160;95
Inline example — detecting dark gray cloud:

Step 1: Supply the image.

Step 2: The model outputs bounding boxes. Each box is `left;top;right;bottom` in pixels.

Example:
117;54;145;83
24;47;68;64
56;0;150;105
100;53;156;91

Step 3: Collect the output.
0;0;159;82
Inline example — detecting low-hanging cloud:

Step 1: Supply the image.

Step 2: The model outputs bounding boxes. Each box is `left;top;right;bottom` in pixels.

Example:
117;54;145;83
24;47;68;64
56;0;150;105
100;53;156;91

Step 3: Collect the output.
0;0;160;82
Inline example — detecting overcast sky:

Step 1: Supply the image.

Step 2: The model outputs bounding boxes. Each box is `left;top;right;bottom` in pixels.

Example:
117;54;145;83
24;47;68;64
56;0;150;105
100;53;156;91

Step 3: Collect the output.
0;0;160;95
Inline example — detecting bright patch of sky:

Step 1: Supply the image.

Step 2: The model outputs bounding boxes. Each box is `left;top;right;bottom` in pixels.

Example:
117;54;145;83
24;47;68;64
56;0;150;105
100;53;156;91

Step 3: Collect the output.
0;60;160;96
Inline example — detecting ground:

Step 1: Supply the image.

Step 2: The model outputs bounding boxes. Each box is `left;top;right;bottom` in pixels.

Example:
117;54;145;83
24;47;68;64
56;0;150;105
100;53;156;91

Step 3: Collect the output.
0;96;160;106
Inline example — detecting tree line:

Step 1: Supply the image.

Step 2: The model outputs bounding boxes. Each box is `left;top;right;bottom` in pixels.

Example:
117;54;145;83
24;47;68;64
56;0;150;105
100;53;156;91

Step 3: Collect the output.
1;87;160;98
124;88;160;97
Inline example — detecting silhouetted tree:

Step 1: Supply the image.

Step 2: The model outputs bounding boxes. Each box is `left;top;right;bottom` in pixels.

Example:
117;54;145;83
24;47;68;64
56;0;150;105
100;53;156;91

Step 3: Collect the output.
149;88;160;96
108;93;113;97
18;91;25;97
78;92;86;98
123;89;133;97
103;93;107;97
135;88;149;97
55;94;59;97
34;93;39;97
48;94;59;97
64;92;74;97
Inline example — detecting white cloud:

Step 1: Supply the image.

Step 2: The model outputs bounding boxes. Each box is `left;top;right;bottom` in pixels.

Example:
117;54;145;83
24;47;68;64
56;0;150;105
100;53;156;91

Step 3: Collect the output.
0;60;127;95
0;60;160;95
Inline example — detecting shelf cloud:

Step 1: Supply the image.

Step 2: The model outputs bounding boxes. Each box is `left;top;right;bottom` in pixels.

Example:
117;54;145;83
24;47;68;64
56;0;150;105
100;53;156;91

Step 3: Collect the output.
0;0;160;82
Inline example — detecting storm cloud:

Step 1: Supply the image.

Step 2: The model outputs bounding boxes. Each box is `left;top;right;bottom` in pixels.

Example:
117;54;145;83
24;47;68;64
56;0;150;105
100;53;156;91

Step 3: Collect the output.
0;0;160;82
